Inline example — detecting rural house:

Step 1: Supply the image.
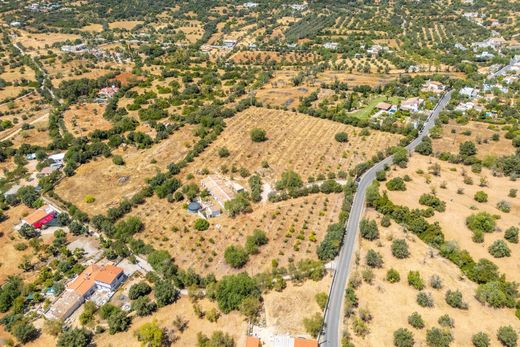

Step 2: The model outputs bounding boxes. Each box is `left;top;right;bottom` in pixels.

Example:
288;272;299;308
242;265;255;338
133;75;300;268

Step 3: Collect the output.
201;175;244;208
22;204;57;229
422;80;446;94
400;97;424;113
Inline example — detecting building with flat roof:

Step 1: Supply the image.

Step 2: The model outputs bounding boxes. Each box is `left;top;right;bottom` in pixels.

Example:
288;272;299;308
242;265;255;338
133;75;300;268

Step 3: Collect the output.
45;290;83;321
201;175;244;208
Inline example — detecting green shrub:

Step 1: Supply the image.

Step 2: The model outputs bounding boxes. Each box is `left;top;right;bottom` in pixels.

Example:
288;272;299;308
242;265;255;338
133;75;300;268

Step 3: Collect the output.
488;240;511;258
419;193;446;212
504;227;519;244
366;249;383;268
224;245;249;268
417;292;434;307
112;155;125;165
474;191;488;203
407;271;425;290
466;212;496;233
381;216;391;227
250;128;267;142
335;132;349;143
386;268;400;283
194;218;210;231
497;326;518;347
408;312;424;329
445;290;468;309
218;147;230;158
472;332;490;347
438;314;454;328
391;239;410;259
393;328;414;347
496;200;512;213
360;219;379;240
426;327;453;347
386;177;406;191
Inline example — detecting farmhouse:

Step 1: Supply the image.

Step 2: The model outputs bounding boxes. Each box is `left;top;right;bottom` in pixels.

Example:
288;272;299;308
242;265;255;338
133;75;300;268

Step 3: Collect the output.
68;264;125;298
289;3;307;11
422;80;446;94
243;2;258;8
323;42;338;50
48;152;65;165
375;102;393;111
61;43;87;53
201;175;244;208
222;39;238;49
400;97;424;113
22;204;57;229
46;264;125;321
460;87;478;98
99;85;120;98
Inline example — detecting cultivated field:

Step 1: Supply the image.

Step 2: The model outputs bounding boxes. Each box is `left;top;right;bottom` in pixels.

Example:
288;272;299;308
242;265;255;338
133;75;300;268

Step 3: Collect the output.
13;32;81;52
349;208;517;346
133;193;344;276
432;120;516;158
55;125;197;216
385;154;520;283
108;21;144;30
182;107;403;184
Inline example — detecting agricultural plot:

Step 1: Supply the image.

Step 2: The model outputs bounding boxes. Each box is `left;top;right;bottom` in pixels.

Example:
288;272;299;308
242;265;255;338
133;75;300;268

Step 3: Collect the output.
229;51;317;65
13;32;81;53
385;155;520;283
95;297;247;346
255;86;317;109
108;21;144;30
132;193;343;276
182;107;403;184
9;114;50;147
55;125;197;216
349;207;516;346
63;103;112;136
432;121;516;158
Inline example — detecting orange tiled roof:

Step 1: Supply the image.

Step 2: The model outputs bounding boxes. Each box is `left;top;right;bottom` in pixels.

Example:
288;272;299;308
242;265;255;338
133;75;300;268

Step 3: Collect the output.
294;338;318;347
246;336;260;347
67;264;123;296
23;205;53;225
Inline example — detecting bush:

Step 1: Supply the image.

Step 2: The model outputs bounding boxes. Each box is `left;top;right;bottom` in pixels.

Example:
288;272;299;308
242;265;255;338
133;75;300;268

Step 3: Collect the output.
360;219;379;240
57;328;91;347
84;195;95;203
393;328;414;347
381;216;391;227
504;227;519;244
215;273;260;314
417;292;434;307
112;155;125;165
218;147;230;158
459;141;477;157
250;128;267;142
419;194;446;212
445;290;468;309
475;281;518;308
315;292;328;311
224;245;249;268
426;327;453;347
386;177;406;191
194;218;210;231
474;191;488;203
386;268;400;283
366;249;383;268
335;132;349;143
131;296;157;316
430;275;443;289
128;282;152;300
497;326;518;347
497;200;512;213
438;314;454;328
408;271;425;290
391;239;410;259
488;240;511;258
376;170;387;181
244;229;268;255
472;332;490;347
408;312;424;329
303;313;322;338
466;212;496;233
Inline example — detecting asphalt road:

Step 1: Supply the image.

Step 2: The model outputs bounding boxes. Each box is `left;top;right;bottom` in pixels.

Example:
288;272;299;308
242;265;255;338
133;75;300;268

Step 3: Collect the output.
320;90;453;347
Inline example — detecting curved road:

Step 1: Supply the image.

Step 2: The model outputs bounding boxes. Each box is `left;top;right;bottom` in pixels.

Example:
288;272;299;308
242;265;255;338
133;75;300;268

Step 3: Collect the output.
320;90;453;346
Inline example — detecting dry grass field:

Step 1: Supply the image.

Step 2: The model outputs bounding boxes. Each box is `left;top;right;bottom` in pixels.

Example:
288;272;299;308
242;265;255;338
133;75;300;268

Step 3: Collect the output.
95;297;247;346
9;115;50;147
0;204;33;283
385;154;520;283
229;51;317;64
63;103;113;135
255;86;318;108
432;120;516;158
263;277;331;335
13;32;81;51
133;193;343;276
349;207;517;346
55;125;197;216
108;21;144;30
182;107;403;184
80;23;104;32
0;66;36;83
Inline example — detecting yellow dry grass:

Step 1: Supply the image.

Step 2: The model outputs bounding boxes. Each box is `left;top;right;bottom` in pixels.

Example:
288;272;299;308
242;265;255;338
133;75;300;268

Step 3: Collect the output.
55;126;197;216
133;193;343;276
63;103;113;135
183;107;403;183
108;21;144;30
